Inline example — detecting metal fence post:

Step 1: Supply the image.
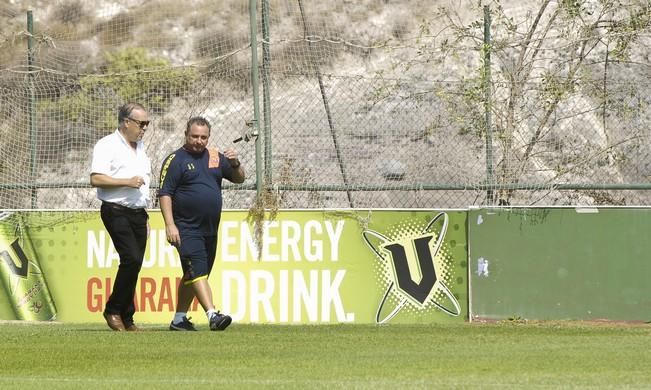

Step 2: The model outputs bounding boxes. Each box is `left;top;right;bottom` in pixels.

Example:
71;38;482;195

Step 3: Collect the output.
262;0;272;185
249;0;263;195
483;5;495;205
27;10;38;209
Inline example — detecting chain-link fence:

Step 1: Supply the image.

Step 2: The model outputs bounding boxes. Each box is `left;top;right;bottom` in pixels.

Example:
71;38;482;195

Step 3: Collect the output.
1;0;650;210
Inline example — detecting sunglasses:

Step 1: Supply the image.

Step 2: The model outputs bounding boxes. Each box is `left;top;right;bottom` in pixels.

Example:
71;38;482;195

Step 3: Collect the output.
128;117;150;129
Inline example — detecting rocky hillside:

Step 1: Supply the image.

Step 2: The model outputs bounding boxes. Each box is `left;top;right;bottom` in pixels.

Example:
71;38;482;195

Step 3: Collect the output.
1;0;650;209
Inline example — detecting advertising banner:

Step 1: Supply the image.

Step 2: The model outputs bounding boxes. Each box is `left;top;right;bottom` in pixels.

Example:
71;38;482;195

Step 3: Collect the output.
0;209;468;324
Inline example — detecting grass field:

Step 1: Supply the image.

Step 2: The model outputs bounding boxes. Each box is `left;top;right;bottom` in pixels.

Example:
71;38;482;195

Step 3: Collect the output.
1;321;650;389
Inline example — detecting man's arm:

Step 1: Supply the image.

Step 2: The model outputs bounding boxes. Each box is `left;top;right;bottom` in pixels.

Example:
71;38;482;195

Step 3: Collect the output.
228;164;246;184
90;173;143;188
159;195;181;247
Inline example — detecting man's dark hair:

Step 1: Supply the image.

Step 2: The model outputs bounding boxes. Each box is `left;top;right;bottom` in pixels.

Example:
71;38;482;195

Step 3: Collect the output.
185;116;212;135
118;102;146;126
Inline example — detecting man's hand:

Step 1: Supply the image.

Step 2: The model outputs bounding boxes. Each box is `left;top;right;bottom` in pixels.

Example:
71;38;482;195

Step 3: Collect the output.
128;176;145;188
166;224;181;247
223;148;240;168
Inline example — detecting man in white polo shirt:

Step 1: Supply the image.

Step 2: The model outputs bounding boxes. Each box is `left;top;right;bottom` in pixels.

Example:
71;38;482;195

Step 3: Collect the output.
90;102;151;331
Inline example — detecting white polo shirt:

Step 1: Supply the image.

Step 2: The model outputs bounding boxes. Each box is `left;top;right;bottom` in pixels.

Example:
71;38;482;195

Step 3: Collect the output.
90;130;151;208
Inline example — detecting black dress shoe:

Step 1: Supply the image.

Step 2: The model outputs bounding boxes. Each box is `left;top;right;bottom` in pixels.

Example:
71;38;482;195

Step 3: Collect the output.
125;323;139;332
103;312;126;331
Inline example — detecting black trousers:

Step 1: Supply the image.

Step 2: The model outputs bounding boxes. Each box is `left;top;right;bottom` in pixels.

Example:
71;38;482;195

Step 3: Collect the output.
100;202;148;325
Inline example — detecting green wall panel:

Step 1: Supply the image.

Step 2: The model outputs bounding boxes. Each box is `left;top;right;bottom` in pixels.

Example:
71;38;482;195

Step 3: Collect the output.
468;207;651;321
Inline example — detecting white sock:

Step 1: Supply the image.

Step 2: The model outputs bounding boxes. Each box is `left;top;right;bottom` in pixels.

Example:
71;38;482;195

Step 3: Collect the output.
206;309;217;320
173;312;186;324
